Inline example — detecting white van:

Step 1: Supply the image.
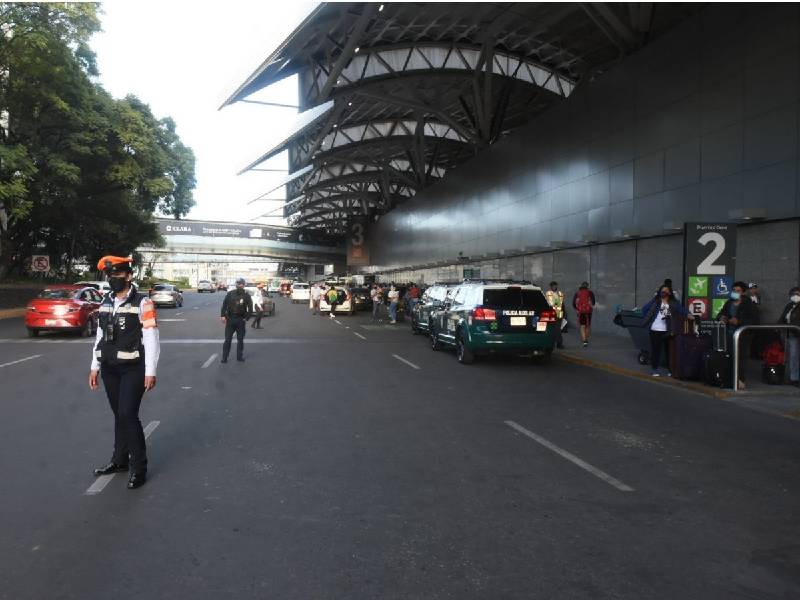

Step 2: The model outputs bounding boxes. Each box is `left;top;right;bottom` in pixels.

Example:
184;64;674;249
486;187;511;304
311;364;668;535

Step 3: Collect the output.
291;282;310;304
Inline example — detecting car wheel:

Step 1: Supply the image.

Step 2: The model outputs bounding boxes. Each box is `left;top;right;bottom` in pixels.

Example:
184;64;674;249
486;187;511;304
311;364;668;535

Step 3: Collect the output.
430;330;441;351
456;333;475;364
27;328;39;338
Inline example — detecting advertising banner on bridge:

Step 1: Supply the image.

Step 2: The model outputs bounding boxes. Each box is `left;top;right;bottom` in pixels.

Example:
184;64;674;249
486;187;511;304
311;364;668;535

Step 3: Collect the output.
683;223;737;320
157;219;338;247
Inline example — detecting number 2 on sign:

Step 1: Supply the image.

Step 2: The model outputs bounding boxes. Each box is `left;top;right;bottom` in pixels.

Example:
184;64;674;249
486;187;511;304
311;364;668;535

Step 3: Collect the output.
697;232;726;275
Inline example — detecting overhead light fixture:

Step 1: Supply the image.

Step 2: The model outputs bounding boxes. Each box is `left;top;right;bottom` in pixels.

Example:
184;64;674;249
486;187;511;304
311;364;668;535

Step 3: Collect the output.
728;208;766;222
354;47;360;53
612;228;641;240
663;221;684;232
348;101;353;106
378;4;384;11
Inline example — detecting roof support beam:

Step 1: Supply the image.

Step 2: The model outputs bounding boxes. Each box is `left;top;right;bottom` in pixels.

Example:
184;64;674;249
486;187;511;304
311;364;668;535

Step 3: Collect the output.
353;88;476;144
579;3;636;53
316;5;377;102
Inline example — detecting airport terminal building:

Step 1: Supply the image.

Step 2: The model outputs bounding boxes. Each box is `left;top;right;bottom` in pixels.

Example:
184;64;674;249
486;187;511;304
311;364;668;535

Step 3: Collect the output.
224;3;800;334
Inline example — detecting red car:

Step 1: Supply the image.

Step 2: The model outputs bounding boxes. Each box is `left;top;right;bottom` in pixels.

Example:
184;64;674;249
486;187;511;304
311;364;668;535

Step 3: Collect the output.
25;285;104;338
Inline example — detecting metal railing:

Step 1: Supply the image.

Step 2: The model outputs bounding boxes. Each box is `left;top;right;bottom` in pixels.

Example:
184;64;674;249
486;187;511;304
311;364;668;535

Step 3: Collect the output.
731;324;800;392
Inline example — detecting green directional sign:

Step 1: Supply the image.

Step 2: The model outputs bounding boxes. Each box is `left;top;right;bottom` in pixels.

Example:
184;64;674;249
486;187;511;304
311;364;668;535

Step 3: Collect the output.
688;276;708;297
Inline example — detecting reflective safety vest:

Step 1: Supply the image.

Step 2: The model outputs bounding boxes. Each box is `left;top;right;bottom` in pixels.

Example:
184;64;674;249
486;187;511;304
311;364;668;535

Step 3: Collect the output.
95;288;148;366
545;289;565;319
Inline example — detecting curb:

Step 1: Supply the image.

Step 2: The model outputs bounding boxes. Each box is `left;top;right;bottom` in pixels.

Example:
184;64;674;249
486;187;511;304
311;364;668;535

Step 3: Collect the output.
0;308;26;320
556;351;732;399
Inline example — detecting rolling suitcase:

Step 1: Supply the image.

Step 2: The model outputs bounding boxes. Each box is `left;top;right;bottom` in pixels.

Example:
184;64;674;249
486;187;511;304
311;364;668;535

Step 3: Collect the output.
762;364;785;385
672;333;711;380
703;349;732;388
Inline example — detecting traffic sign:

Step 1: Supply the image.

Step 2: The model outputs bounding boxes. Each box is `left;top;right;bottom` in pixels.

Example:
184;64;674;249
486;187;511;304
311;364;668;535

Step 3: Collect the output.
31;255;50;272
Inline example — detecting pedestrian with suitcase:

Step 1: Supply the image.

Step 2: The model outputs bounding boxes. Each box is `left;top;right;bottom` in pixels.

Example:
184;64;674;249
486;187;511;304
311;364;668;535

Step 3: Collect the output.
641;284;692;377
778;286;800;386
714;281;759;389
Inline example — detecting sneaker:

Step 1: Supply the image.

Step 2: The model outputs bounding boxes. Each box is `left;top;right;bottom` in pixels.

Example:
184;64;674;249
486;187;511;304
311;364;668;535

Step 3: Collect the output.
738;379;746;389
651;371;661;377
582;342;588;348
390;320;396;324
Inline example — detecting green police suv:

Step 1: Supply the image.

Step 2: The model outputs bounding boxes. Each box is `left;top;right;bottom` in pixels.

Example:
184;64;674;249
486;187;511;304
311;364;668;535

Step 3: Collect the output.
429;281;557;364
410;282;459;335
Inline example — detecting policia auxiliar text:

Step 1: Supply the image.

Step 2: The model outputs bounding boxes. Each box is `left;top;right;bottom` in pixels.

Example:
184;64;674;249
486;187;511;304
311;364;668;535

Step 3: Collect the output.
220;277;253;363
88;256;160;490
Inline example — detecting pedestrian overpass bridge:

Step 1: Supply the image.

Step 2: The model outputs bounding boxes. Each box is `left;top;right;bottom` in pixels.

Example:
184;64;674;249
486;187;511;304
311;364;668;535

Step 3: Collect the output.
140;218;346;266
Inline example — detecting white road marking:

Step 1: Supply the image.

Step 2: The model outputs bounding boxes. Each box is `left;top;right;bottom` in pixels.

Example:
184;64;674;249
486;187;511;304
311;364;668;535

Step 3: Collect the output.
159;319;186;322
504;420;635;493
174;312;183;316
353;332;367;340
201;353;218;369
193;306;200;310
334;319;342;325
392;354;421;370
0;354;42;368
85;421;160;495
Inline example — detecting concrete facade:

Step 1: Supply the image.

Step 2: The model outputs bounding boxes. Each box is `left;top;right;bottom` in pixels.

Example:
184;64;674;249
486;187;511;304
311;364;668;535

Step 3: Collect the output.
363;4;800;334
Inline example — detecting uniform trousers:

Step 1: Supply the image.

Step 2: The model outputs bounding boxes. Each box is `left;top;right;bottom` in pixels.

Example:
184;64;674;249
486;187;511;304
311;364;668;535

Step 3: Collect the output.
101;362;147;474
223;316;246;360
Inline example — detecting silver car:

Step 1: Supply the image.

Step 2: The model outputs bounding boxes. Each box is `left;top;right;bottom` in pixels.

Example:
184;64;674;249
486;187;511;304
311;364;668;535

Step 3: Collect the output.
149;284;183;308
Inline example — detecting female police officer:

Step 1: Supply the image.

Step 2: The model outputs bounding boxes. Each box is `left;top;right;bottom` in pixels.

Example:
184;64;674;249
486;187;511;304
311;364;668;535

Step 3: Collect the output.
88;256;160;489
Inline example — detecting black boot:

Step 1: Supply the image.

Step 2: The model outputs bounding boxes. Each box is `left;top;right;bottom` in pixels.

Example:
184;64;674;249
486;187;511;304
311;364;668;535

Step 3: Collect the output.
94;462;128;476
127;472;146;489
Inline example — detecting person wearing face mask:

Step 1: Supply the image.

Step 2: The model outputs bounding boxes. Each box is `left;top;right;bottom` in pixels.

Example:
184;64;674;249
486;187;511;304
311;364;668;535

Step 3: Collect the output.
641;284;691;377
778;287;800;386
716;281;758;389
88;256;160;490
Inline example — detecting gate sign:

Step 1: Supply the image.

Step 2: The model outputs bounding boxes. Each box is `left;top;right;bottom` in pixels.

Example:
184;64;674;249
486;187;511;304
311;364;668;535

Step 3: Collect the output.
347;222;369;267
684;223;736;320
31;255;50;272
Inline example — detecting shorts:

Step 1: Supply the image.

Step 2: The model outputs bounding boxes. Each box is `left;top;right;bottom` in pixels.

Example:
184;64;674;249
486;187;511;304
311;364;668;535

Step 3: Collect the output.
578;312;592;326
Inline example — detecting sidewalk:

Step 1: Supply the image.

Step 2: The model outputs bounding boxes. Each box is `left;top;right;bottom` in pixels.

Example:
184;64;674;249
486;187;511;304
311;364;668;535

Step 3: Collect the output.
556;326;800;422
0;308;25;320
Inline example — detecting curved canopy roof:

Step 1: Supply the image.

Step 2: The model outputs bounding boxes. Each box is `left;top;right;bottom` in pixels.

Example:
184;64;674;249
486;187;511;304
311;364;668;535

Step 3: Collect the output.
223;2;703;236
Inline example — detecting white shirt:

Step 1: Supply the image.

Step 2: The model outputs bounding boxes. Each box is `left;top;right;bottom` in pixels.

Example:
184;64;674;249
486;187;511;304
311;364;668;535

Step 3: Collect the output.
388;289;399;302
90;289;160;377
311;286;322;300
650;302;670;332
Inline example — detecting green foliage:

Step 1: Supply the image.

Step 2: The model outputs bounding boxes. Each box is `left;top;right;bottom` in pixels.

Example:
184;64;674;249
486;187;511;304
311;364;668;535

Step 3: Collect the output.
0;3;196;280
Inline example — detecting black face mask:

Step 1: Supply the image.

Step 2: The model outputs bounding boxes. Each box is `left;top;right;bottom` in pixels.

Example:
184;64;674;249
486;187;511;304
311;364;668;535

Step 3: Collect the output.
108;277;128;293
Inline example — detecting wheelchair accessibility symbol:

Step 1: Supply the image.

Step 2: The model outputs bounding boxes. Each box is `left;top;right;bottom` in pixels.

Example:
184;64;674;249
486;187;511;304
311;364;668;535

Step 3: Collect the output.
712;276;733;298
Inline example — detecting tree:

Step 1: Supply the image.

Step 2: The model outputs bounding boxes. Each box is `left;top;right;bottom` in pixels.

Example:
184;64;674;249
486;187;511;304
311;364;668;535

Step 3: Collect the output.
0;3;195;280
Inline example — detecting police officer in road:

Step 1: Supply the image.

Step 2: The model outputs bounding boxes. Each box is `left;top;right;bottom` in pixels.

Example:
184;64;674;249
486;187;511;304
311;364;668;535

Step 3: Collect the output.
220;277;252;363
89;256;160;490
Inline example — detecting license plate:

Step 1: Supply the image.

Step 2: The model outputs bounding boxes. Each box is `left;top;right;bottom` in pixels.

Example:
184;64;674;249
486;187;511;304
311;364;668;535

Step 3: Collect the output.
510;316;527;326
45;319;58;326
536;321;547;332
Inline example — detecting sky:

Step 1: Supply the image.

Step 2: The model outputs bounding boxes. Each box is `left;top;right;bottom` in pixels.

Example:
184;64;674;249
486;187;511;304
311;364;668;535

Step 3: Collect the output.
90;0;317;226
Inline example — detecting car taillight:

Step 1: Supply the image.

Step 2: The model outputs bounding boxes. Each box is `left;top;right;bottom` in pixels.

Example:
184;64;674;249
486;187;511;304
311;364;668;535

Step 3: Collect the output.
473;307;496;321
539;309;556;322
